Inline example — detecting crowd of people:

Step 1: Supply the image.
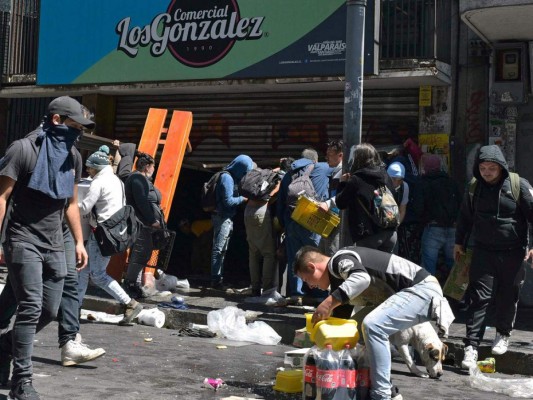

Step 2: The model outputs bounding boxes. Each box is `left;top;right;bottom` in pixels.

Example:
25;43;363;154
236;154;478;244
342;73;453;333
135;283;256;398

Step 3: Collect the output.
0;96;532;400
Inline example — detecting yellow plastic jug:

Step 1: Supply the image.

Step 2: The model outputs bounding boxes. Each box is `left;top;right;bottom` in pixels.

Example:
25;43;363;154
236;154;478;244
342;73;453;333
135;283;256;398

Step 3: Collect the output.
305;313;359;351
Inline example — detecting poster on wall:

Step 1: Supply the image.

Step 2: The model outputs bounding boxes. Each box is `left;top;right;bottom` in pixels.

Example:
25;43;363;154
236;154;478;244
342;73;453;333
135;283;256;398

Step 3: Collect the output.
418;133;450;169
37;0;378;85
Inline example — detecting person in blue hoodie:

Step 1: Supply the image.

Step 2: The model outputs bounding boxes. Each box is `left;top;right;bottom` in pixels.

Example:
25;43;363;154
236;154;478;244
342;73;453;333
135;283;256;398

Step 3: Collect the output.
211;155;253;289
276;148;332;303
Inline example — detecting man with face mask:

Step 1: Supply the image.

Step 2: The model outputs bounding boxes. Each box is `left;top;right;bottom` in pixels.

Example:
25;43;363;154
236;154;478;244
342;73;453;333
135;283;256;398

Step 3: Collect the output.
0;96;92;400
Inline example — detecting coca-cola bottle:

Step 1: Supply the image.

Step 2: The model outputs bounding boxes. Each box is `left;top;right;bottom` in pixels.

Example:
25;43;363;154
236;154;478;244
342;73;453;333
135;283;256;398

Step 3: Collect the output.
336;344;357;400
303;346;318;400
356;345;370;400
316;344;340;400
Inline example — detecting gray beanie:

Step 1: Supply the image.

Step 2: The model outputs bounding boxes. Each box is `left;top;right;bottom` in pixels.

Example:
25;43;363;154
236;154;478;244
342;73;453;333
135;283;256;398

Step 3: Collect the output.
86;150;109;170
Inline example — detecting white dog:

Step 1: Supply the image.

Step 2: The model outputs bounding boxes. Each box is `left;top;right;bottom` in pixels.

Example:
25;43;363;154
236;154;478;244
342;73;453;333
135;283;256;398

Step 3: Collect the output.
390;321;448;379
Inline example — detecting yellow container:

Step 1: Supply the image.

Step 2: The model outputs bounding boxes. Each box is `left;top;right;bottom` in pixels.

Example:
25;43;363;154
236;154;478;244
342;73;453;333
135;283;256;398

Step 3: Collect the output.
272;369;303;393
305;313;359;351
291;196;340;238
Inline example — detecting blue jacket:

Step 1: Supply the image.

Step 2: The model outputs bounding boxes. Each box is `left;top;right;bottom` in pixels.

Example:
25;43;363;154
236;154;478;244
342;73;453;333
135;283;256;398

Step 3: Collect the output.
215;155;253;219
276;158;332;227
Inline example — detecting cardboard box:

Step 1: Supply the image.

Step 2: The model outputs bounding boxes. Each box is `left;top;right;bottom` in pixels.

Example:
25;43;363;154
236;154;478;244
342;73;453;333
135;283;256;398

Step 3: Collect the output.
443;248;472;301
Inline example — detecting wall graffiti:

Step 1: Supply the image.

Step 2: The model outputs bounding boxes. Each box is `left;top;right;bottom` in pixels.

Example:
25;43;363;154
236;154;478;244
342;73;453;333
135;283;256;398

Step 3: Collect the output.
465;90;486;144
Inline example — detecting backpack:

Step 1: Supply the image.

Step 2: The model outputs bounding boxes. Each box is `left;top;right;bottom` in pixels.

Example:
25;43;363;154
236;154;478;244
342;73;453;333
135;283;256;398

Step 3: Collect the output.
94;204;142;256
358;185;400;229
469;172;520;209
238;168;280;201
201;171;228;212
286;164;316;209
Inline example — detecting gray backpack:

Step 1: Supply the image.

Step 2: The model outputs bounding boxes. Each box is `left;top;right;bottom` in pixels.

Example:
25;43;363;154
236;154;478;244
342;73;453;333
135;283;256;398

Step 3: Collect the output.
286;164;316;209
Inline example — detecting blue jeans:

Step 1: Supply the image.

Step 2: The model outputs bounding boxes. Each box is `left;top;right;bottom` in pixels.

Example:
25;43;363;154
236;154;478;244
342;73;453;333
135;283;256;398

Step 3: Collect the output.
57;229;80;347
3;240;66;385
0;230;80;348
421;226;455;275
362;277;443;400
78;233;131;305
285;220;320;296
211;214;233;284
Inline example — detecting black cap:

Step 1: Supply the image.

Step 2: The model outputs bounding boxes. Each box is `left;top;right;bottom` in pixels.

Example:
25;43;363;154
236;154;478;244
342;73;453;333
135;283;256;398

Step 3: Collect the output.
48;96;95;129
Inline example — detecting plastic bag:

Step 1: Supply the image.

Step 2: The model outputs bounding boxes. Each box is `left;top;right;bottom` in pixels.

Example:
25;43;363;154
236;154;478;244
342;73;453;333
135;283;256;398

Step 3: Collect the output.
207;306;282;345
469;366;533;398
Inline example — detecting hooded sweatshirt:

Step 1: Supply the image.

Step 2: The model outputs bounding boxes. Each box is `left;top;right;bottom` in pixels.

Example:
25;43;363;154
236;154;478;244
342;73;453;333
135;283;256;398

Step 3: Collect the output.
215;155;253;219
455;145;533;250
336;165;396;242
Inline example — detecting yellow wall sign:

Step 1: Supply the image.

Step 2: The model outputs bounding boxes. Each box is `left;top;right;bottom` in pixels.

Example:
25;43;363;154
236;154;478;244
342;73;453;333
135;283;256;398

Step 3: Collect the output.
419;85;432;106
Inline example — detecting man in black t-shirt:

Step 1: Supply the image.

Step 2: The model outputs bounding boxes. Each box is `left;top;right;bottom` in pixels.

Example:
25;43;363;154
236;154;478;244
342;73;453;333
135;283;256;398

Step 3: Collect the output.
0;97;93;400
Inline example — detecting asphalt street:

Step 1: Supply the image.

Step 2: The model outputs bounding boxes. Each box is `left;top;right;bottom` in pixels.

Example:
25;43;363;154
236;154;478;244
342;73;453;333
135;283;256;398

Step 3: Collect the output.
0;320;525;400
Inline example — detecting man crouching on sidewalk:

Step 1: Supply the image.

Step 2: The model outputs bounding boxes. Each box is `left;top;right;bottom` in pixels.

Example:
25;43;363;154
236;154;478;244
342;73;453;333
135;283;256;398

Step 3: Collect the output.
294;245;454;400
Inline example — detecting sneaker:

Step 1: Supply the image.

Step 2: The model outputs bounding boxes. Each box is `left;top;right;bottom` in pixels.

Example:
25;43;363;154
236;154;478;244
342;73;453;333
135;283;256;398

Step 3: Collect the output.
118;300;143;326
61;339;106;367
0;336;12;386
140;285;161;298
461;345;478;369
391;385;403;400
8;379;40;400
492;333;510;355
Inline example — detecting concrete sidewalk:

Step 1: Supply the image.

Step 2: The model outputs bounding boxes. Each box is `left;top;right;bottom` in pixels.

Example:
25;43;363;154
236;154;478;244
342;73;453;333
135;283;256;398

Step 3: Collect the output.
83;284;533;376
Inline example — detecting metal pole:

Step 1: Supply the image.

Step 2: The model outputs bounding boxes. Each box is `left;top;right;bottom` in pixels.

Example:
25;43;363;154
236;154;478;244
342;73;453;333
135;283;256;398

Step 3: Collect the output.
340;0;367;248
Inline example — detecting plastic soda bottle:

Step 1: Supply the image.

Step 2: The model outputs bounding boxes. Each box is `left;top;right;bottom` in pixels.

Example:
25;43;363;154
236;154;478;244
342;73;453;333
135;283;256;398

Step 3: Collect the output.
316;344;340;400
336;344;357;399
303;346;318;400
357;345;370;400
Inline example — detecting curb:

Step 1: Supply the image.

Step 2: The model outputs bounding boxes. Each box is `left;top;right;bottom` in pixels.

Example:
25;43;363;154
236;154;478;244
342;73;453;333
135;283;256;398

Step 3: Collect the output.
82;295;533;376
444;339;533;376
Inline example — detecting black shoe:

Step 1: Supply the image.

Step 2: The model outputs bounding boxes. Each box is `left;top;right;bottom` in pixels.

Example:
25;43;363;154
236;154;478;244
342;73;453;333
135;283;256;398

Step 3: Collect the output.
0;335;12;386
8;379;41;400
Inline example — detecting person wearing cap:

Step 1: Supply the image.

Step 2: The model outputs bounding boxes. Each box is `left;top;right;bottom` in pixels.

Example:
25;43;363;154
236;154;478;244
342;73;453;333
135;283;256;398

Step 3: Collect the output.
123;153;166;298
386;162;409;224
78;146;143;326
0;96;93;399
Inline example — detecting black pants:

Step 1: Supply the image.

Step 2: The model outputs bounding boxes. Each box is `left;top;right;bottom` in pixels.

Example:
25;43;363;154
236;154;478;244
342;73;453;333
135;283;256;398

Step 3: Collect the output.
464;246;525;348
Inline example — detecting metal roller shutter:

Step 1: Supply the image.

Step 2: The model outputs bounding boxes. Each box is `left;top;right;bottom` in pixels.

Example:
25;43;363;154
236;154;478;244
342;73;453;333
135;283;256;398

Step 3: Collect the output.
114;88;419;169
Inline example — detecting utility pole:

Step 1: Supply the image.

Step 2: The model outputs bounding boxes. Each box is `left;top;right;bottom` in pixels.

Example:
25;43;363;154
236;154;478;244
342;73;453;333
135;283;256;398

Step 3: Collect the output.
340;0;367;247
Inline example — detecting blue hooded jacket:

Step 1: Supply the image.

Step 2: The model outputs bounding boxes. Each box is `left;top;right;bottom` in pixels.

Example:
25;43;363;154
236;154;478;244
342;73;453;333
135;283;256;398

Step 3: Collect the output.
276;158;332;226
215;155;253;219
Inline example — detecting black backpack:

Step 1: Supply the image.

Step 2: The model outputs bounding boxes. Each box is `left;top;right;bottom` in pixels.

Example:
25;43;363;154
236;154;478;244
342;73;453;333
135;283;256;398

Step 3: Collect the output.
94;204;142;256
201;171;228;212
238;168;280;201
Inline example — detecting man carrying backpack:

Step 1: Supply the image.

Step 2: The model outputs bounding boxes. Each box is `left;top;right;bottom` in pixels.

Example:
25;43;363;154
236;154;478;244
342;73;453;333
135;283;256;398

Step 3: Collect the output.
276;148;332;304
209;155;253;289
455;145;533;369
413;154;461;276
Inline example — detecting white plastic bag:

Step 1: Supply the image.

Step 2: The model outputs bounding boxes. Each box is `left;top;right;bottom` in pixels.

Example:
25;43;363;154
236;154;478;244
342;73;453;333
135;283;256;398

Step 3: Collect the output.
207;306;281;345
469;366;533;398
